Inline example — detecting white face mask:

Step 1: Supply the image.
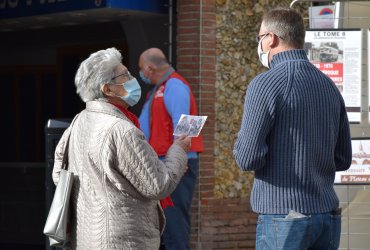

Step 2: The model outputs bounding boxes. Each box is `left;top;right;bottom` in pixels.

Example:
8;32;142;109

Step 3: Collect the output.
115;78;142;106
257;35;270;68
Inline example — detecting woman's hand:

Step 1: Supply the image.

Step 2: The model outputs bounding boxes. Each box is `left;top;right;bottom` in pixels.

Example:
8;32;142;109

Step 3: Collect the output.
174;135;191;152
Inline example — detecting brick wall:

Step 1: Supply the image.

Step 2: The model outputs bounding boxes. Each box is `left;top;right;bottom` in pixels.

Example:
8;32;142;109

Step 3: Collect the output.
176;0;257;249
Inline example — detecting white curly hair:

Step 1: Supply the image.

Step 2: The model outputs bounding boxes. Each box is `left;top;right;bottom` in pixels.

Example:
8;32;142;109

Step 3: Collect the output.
74;47;122;102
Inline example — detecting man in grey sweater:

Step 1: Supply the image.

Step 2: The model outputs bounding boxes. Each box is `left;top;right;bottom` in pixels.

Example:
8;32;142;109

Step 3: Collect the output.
233;7;352;250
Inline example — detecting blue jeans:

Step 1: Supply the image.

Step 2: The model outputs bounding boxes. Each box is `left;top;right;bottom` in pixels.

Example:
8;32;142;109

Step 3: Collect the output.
256;211;341;250
161;158;199;250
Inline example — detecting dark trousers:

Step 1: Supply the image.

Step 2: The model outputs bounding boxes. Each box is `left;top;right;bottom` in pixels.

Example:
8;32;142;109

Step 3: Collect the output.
160;158;199;250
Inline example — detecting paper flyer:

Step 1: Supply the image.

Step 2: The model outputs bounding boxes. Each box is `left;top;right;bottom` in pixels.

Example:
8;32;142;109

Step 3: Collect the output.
173;114;207;137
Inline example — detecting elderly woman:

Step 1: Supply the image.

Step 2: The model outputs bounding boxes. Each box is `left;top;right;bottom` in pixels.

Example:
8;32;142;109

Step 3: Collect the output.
52;47;190;249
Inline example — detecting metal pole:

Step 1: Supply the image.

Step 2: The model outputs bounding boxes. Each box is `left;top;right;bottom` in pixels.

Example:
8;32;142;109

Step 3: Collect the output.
168;0;173;64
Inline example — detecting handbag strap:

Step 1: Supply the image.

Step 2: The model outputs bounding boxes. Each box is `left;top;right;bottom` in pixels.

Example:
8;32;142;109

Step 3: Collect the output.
61;114;79;171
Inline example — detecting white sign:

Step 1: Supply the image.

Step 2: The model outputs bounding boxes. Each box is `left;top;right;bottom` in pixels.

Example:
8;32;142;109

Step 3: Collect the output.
309;5;336;29
173;114;207;137
335;139;370;184
305;29;362;123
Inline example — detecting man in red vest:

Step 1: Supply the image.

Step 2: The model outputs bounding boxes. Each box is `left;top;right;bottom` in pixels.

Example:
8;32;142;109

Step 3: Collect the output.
138;48;204;250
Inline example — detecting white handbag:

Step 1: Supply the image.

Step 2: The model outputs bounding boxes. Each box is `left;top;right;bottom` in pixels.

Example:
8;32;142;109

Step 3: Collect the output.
43;169;73;248
43;116;77;248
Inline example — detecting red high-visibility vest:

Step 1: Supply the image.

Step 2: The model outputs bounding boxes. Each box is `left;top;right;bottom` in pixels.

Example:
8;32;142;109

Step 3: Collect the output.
149;72;204;156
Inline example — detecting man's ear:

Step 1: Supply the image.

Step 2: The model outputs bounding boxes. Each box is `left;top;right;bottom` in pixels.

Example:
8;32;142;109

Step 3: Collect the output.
270;33;280;48
101;83;114;97
147;64;156;72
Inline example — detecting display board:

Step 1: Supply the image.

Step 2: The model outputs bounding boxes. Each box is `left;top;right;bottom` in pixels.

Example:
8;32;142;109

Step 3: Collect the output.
335;138;370;184
305;29;362;123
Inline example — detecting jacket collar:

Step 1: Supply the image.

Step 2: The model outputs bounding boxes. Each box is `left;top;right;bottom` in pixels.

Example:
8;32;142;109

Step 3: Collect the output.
85;99;130;122
270;49;308;68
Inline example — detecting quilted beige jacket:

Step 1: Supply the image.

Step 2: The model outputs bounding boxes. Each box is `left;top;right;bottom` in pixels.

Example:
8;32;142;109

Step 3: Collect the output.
52;100;188;250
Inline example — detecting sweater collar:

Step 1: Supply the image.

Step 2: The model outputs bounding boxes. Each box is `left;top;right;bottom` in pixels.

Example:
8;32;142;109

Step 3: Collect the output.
270;49;308;68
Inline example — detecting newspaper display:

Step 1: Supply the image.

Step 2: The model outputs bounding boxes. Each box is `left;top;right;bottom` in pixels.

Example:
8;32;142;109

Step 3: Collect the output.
305;29;362;123
335;139;370;184
173;114;207;137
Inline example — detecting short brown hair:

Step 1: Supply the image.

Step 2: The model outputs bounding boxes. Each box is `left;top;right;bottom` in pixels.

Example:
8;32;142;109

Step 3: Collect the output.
262;8;305;49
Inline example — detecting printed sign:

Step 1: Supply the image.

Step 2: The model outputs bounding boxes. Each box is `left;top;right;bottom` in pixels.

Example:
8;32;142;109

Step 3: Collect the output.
335;138;370;184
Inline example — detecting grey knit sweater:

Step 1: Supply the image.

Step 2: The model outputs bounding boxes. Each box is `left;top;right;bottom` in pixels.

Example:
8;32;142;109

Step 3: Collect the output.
233;49;352;214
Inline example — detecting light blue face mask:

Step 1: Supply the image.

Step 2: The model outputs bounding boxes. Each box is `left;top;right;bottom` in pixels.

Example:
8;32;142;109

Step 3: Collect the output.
116;78;141;106
139;71;151;84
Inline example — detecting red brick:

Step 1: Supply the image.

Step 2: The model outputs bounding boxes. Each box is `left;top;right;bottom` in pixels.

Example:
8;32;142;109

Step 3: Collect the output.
200;190;214;198
177;40;200;48
201;5;216;12
177;4;199;13
178;19;201;28
178;48;201;56
178;12;200;20
177;55;201;63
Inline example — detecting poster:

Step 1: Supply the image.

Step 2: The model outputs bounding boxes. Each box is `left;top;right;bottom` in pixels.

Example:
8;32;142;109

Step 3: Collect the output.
305;29;362;123
335;138;370;184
